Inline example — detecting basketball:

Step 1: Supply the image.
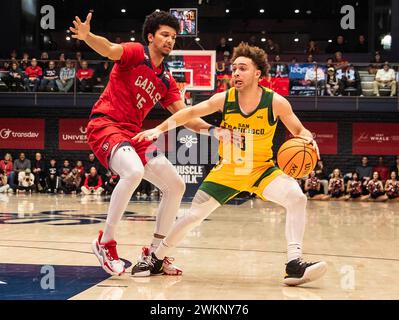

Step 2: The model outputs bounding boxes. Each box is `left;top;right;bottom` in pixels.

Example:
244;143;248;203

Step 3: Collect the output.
277;138;318;179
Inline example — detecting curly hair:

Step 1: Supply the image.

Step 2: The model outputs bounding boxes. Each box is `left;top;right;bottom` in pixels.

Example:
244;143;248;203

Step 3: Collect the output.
142;10;180;44
231;42;268;77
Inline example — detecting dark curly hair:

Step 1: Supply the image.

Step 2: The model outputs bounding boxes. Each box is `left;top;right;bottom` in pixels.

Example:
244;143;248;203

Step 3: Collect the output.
142;10;180;44
231;42;268;77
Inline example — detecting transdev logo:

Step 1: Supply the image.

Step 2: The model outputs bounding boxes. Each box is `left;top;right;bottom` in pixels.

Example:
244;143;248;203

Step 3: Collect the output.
0;128;39;139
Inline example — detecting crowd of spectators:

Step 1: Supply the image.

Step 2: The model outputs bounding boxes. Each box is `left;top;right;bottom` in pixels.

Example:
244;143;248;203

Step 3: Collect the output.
297;156;399;202
1;33;398;97
0;50;111;93
0;151;158;199
215;35;398;97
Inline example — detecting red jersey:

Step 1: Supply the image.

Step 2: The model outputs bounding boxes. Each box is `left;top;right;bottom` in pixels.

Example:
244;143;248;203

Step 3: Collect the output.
25;66;43;79
90;43;181;132
76;68;94;80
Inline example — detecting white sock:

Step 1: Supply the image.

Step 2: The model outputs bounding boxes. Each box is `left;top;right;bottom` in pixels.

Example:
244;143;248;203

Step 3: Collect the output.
143;155;186;245
262;175;307;263
155;190;220;259
102;145;144;243
287;243;302;262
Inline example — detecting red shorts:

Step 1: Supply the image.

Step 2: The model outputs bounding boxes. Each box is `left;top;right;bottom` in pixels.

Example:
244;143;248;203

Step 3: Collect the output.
87;117;158;169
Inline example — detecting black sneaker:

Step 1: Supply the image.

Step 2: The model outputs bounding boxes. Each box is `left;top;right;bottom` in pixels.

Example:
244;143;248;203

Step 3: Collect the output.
283;258;327;286
131;252;163;277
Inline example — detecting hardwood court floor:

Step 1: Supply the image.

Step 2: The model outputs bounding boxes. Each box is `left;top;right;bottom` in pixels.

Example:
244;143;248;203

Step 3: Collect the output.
0;193;398;300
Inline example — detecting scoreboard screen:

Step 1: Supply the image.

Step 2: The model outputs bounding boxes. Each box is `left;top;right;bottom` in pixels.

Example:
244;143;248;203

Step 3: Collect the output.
170;8;198;36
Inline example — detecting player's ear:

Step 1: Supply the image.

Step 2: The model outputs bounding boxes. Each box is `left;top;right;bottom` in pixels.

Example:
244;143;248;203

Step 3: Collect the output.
147;33;154;44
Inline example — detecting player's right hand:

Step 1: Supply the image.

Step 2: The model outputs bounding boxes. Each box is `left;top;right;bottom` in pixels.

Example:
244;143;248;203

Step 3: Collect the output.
133;128;163;143
70;12;92;41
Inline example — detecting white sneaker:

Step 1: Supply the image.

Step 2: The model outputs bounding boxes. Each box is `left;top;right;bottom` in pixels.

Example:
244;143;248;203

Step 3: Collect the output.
132;247;183;276
91;230;125;276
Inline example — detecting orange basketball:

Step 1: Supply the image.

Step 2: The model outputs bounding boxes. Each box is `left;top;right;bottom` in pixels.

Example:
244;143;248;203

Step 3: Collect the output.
277;138;318;179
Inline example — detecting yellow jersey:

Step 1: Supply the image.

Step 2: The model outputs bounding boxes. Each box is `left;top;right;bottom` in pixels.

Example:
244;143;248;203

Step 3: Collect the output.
218;86;278;167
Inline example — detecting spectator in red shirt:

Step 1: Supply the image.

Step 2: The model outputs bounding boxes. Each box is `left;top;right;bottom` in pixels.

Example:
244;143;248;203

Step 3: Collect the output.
0;152;16;191
81;167;104;195
373;156;390;183
76;60;94;92
74;160;85;177
24;58;42;92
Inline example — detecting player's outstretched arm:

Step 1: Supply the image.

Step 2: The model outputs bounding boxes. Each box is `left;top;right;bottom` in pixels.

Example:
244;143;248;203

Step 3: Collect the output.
273;93;320;159
69;12;123;60
133;92;225;142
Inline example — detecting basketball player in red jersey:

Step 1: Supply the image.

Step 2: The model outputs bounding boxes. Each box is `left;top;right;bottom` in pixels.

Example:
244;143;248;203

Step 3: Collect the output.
69;11;223;276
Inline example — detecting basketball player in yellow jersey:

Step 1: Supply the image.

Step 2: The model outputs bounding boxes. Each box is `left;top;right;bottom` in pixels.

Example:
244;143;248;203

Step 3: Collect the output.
133;42;327;286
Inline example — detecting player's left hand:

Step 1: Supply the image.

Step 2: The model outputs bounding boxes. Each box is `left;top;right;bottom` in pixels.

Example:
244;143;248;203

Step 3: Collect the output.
213;127;242;146
295;135;320;160
133;128;162;143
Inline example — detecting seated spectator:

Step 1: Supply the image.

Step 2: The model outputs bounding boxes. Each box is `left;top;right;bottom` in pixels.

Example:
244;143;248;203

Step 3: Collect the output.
0;169;10;193
45;159;60;193
355;156;373;193
373;62;397;96
216;37;232;61
304;63;325;94
306;40;320;55
314;159;329;194
32;152;46;192
76;60;94;92
365;171;388;202
326;169;346;200
385;171;399;201
81;167;104;195
373;156;390;183
56;53;66;70
326;35;349;54
325;67;340;96
61;168;82;194
306;54;314;64
39;51;49;70
265;38;280;55
326;57;334;69
24;58;42;92
368;51;383;75
0;153;15;192
354;35;368;53
94;60;112;87
84;153;101;176
216;51;232;75
39;60;59;92
14;152;31;178
17;168;35;193
390;155;399;176
4;62;25;92
304;171;325;200
341;64;361;96
56;59;75;93
75;51;83;67
59;160;72;192
345;172;363;201
270;55;288;78
334;51;349;71
104;171;119;195
74;160;85;177
20;52;30;71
